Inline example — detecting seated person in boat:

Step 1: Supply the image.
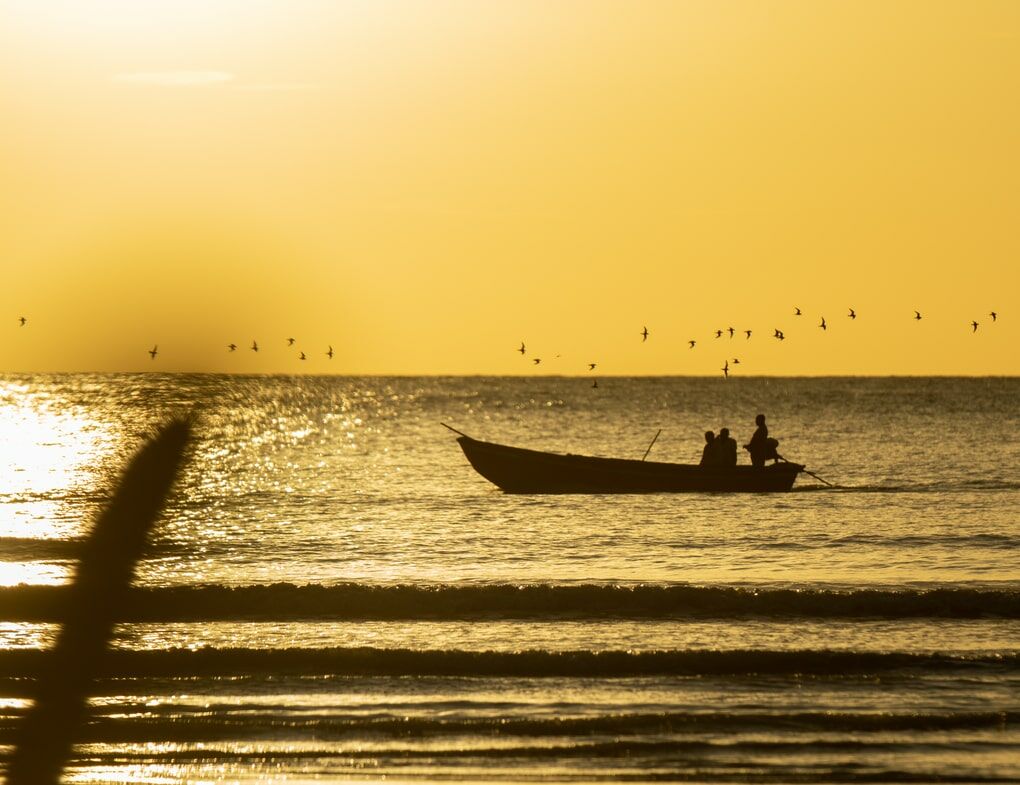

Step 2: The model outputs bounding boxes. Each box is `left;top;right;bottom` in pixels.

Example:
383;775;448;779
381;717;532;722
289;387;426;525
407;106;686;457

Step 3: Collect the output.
717;427;738;467
699;431;717;467
744;414;780;467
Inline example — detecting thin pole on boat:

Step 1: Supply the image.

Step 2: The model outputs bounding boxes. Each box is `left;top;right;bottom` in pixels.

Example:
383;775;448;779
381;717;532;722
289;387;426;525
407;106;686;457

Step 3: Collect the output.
642;429;662;461
440;422;469;438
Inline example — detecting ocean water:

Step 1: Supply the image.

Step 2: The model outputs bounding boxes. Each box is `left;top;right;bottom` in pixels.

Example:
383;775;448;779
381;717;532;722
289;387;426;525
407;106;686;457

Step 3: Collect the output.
0;374;1016;783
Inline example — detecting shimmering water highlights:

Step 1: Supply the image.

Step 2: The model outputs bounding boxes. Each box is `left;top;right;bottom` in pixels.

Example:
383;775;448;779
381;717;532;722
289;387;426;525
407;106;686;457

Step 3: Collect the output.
0;374;1017;782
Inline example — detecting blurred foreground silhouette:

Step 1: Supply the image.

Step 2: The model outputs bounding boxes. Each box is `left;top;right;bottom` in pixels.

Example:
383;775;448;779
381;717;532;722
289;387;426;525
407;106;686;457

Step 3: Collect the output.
7;418;192;785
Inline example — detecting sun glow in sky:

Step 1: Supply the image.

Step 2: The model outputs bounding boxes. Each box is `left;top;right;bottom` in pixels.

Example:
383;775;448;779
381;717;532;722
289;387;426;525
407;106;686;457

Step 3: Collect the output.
0;0;1017;374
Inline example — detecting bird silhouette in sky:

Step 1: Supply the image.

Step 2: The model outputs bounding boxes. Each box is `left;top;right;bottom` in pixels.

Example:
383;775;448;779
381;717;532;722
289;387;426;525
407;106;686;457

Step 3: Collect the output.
533;358;541;365
971;320;979;333
299;352;306;360
588;363;597;370
745;329;752;339
820;317;827;331
722;360;729;379
688;340;696;349
287;337;296;346
148;345;158;360
732;358;740;365
914;310;922;321
18;316;26;327
251;340;259;352
641;326;649;342
327;346;334;359
774;329;785;340
990;311;997;322
794;307;802;316
227;343;237;352
728;327;735;338
848;308;856;320
715;329;723;338
518;342;526;354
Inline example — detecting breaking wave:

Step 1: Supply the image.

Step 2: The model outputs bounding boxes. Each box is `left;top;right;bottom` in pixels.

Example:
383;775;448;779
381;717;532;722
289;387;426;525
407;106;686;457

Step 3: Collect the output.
0;582;1016;622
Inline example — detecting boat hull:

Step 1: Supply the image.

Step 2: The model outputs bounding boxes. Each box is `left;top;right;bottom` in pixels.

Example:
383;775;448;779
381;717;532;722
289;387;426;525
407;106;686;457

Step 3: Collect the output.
457;437;803;494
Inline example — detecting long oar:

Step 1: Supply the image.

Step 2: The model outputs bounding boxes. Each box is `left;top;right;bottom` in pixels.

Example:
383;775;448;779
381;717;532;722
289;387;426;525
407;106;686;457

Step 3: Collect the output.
777;453;835;488
642;429;662;461
802;468;835;487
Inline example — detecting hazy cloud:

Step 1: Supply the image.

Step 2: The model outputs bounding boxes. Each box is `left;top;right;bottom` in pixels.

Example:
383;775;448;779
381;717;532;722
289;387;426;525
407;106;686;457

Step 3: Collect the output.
113;70;235;87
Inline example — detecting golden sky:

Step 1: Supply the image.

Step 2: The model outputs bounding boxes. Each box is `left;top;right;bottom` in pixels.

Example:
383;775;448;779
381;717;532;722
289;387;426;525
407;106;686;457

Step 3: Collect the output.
0;0;1016;374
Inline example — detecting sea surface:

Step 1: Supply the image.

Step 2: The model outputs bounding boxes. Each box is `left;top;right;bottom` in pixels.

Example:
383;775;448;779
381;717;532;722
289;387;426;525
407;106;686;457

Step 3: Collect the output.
0;374;1017;783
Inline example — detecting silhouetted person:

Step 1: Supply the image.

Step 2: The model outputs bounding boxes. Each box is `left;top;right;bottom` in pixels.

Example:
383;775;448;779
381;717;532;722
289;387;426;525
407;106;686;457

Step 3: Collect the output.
718;427;737;467
745;414;768;468
700;431;717;467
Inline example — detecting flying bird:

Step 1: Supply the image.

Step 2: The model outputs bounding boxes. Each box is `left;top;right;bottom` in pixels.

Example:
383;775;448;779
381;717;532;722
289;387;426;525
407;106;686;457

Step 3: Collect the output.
774;329;785;341
971;320;979;333
728;327;735;338
326;346;334;359
533;358;541;365
18;316;26;327
227;343;237;352
914;311;922;321
819;317;827;331
715;329;723;339
990;311;997;322
287;337;296;346
299;352;306;360
148;345;158;360
251;340;259;352
722;360;729;379
688;340;696;349
518;342;526;355
794;307;802;316
641;326;649;342
732;358;740;365
848;308;856;320
588;363;597;370
744;330;752;339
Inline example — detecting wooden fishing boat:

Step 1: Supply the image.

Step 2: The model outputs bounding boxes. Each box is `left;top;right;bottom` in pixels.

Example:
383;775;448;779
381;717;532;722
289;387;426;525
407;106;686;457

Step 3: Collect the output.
450;430;804;493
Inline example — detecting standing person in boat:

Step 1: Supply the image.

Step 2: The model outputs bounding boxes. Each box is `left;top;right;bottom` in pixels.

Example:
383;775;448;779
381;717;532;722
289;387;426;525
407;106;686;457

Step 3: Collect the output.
744;414;769;467
717;427;738;467
699;431;718;467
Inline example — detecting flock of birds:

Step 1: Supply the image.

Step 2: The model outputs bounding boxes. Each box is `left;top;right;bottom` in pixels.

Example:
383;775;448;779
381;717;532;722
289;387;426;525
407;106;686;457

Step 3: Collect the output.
516;307;1001;383
9;308;1002;377
151;339;335;362
13;317;334;365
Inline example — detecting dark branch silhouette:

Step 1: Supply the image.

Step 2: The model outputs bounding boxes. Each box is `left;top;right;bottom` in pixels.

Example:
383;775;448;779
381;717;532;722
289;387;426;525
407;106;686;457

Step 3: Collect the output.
7;417;192;785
